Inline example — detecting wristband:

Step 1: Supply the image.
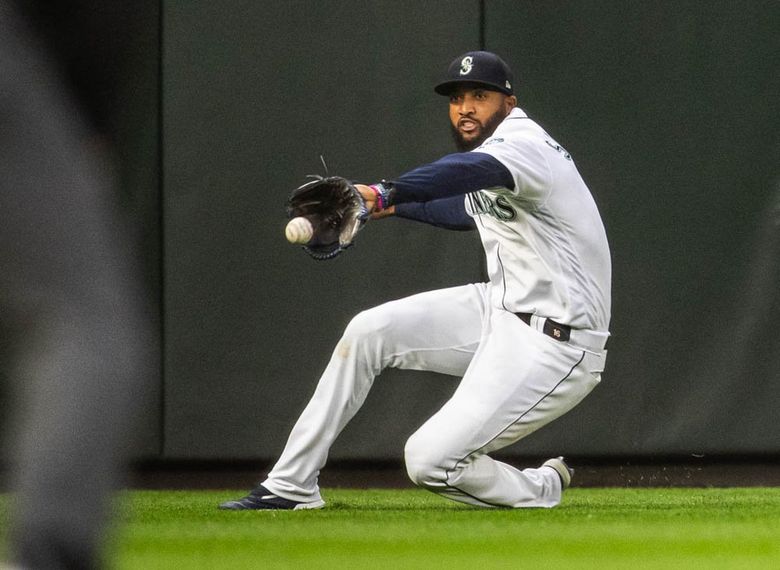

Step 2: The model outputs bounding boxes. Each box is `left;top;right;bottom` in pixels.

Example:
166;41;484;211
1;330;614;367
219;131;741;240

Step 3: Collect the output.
369;181;394;211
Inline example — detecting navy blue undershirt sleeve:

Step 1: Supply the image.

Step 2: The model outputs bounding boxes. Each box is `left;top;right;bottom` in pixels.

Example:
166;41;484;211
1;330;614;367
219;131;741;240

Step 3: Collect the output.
395;195;476;231
391;152;514;204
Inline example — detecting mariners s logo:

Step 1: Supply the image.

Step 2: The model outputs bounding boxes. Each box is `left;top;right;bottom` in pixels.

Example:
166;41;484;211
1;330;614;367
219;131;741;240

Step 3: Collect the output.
459;56;473;75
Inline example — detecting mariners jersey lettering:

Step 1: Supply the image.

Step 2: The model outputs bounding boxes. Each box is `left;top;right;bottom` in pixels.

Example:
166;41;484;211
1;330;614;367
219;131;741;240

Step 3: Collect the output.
466;107;611;332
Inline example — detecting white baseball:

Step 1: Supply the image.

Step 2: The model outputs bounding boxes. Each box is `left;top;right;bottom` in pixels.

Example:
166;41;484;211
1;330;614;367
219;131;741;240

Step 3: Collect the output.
285;216;313;244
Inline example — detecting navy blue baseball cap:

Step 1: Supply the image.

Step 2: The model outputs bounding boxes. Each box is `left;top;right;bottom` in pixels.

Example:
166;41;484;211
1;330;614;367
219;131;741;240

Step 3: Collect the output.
434;51;515;96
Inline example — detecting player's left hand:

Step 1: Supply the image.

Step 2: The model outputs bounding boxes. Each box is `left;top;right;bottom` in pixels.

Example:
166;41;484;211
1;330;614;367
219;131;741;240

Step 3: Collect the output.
355;184;378;213
286;176;370;260
356;184;396;219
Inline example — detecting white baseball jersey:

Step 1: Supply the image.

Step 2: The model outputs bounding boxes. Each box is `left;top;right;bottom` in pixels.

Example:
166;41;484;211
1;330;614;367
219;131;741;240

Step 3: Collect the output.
466;107;611;333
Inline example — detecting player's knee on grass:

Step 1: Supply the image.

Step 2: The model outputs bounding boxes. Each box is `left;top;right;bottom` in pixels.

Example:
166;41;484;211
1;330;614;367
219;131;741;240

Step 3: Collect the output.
404;432;451;490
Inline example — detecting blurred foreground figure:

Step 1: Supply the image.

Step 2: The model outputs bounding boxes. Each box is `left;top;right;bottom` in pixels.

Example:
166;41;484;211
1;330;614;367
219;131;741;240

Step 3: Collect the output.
0;1;152;568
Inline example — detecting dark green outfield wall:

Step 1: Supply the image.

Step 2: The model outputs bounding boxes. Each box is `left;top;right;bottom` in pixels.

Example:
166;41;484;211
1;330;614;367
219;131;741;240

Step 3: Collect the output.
7;1;772;464
483;1;780;455
160;0;780;459
160;1;486;459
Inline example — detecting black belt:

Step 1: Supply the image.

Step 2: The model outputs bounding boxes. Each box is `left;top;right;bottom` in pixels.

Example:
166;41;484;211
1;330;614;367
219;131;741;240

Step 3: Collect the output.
515;313;571;342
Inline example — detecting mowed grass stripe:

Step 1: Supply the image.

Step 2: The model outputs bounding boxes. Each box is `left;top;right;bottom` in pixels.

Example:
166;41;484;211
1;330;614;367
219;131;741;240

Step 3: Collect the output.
106;488;780;569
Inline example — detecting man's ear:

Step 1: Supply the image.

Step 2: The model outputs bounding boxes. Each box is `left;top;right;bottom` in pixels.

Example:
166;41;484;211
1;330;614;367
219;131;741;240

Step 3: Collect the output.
505;95;518;114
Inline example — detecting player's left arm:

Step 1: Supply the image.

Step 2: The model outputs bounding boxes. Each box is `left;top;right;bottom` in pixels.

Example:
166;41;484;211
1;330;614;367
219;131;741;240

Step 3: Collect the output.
357;152;514;212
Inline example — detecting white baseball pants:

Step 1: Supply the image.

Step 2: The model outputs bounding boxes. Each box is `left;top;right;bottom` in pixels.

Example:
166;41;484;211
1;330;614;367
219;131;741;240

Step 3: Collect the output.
263;283;606;508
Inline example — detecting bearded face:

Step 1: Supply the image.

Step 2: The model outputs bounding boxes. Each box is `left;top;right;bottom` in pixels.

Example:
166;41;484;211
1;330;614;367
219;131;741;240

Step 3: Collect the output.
450;104;510;152
448;85;515;152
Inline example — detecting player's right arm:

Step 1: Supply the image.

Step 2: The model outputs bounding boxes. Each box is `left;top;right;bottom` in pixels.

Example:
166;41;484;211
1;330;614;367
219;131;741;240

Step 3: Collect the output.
393;196;475;230
365;195;475;230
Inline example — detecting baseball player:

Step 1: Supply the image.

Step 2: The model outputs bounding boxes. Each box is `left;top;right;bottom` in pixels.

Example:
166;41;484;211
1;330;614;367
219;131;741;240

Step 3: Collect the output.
221;51;611;510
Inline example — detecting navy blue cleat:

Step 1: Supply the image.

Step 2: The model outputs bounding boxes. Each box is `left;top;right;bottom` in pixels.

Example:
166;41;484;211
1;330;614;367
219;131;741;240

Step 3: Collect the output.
218;484;325;510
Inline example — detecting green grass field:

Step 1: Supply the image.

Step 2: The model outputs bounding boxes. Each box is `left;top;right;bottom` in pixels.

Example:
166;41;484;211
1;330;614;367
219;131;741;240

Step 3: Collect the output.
5;487;780;568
